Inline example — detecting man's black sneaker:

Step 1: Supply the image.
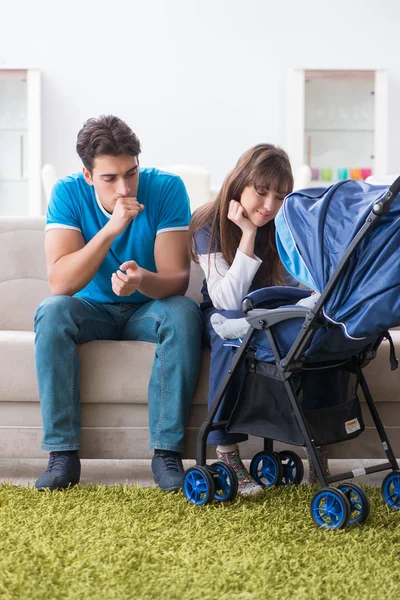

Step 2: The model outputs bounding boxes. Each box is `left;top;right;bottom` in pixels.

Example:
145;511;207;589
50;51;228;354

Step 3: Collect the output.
151;450;184;492
35;451;81;491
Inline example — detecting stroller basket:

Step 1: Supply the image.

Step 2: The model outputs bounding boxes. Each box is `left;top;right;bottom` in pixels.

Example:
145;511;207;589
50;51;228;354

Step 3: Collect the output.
226;357;364;447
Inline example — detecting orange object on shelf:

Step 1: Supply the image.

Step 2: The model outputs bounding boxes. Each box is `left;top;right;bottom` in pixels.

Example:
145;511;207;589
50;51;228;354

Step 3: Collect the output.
350;168;362;180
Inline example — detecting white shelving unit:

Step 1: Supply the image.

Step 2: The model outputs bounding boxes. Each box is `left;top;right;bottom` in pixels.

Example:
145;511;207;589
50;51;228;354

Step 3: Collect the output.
284;69;388;185
0;67;41;215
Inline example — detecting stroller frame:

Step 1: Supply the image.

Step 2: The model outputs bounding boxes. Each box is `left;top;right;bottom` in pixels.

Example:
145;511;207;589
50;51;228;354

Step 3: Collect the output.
186;177;400;527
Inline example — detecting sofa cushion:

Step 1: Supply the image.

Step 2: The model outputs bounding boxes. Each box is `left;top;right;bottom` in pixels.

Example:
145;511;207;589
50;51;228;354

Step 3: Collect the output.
186;261;204;306
0;217;49;330
0;332;210;405
0;332;39;401
363;330;400;401
2;329;399;406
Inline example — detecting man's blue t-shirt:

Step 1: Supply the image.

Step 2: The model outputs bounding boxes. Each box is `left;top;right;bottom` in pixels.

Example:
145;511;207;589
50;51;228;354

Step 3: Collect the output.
46;168;191;304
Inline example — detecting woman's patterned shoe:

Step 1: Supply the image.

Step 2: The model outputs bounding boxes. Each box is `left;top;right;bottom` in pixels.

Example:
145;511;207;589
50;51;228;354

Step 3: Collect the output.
216;446;263;495
306;445;330;485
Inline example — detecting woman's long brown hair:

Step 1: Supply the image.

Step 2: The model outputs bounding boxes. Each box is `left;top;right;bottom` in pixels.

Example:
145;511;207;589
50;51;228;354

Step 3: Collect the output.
189;144;294;288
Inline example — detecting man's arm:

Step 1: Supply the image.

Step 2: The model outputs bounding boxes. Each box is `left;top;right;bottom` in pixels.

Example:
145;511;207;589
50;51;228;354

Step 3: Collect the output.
111;231;190;299
46;197;144;296
45;227;116;296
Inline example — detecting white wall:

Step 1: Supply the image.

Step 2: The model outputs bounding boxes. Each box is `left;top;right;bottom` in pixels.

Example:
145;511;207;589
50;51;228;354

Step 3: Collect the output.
1;0;399;191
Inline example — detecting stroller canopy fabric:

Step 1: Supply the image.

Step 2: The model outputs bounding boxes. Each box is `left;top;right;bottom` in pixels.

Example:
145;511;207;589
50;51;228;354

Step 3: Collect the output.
275;180;400;340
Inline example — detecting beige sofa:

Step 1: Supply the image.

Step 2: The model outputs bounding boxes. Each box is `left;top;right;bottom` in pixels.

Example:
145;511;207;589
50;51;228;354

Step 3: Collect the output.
1;216;400;460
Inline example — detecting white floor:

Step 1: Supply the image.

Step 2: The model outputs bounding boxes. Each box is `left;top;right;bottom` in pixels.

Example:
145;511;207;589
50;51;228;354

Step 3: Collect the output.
0;458;391;487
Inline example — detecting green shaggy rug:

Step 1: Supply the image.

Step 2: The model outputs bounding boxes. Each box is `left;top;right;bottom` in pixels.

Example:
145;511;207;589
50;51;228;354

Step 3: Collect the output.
0;483;399;600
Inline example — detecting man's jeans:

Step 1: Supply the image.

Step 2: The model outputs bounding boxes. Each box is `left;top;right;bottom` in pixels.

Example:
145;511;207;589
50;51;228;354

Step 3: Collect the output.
34;295;203;453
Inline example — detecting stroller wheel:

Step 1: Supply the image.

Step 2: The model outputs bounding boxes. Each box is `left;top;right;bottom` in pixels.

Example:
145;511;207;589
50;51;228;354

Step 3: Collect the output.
310;487;350;529
337;483;370;524
381;470;400;510
250;451;283;488
278;450;304;485
210;462;238;502
183;466;215;506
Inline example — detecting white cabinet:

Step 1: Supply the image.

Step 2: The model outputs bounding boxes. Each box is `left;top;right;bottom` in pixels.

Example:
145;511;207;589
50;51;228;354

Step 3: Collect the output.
0;67;41;215
284;69;388;184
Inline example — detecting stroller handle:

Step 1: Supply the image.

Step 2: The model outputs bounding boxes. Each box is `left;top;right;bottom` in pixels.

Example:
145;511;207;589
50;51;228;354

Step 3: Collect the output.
389;175;400;196
373;175;400;215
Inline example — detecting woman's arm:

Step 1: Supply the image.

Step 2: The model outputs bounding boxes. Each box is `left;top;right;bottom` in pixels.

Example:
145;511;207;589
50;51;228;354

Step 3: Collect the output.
198;249;261;310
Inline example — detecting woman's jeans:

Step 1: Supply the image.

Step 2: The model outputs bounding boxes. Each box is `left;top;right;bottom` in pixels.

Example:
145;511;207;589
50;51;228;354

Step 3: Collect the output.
204;308;248;445
34;295;203;454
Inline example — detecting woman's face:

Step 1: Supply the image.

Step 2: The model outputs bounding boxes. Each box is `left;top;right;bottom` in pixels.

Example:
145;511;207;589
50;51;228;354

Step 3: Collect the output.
239;181;287;228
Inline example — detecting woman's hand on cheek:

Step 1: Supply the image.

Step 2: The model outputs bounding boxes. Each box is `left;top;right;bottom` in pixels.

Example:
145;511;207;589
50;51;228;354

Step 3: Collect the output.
228;200;257;235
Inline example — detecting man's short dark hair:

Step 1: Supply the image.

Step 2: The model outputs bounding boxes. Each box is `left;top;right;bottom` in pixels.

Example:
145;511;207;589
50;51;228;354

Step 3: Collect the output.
76;115;141;172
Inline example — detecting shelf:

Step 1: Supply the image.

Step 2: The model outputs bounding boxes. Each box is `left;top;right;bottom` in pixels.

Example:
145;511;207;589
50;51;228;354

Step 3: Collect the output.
0;178;28;183
308;179;369;187
305;129;373;133
0;67;41;215
307;180;331;187
0;128;27;132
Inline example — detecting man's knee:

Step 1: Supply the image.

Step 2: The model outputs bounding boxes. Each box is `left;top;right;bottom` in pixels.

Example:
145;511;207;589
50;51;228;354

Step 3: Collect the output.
156;296;203;335
34;295;79;332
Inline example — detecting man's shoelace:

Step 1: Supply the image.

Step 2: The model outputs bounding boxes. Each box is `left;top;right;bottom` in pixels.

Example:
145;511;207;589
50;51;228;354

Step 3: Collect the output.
156;453;181;472
46;453;71;472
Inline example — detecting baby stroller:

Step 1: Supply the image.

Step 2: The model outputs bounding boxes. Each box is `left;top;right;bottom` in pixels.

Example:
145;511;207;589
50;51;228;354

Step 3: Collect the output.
182;176;400;529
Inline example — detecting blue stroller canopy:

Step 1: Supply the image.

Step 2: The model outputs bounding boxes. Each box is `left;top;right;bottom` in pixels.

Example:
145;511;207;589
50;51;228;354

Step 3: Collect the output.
276;180;400;339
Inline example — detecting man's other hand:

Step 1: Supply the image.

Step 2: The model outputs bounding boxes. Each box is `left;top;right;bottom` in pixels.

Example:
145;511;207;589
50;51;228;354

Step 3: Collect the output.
111;260;143;296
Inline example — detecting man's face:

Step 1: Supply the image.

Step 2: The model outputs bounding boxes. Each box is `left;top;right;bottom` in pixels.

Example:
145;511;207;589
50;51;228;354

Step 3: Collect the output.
83;154;139;213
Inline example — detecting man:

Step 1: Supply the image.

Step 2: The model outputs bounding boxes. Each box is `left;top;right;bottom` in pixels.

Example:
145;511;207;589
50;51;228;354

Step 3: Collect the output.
34;115;202;492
